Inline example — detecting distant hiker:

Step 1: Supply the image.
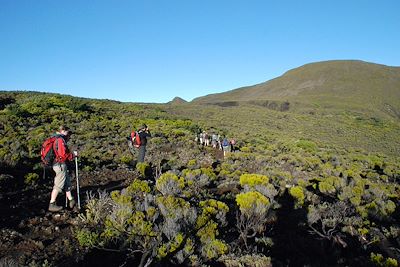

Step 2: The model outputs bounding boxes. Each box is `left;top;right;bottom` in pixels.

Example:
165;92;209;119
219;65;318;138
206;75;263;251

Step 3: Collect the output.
47;126;77;212
211;133;218;148
195;129;202;144
199;131;204;146
218;134;223;150
230;138;236;152
222;137;230;157
204;132;210;146
136;124;151;163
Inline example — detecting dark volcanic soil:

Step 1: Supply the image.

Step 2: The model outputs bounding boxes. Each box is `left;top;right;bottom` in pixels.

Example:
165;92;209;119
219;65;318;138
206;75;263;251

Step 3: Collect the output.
0;167;137;266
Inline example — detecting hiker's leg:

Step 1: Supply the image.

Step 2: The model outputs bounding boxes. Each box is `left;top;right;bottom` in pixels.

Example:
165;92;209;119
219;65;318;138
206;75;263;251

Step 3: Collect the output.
64;170;73;200
50;188;59;203
63;167;75;209
51;163;67;203
138;146;146;162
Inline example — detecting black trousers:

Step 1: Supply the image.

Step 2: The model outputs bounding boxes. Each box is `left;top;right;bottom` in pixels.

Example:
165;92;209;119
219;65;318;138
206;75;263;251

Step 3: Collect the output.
137;145;146;163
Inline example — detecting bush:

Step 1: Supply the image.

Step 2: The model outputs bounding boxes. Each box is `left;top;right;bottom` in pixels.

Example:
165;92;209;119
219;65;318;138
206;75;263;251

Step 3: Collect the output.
236;191;270;250
119;154;133;165
295;139;318;153
156;172;185;196
24;172;39;186
76;229;100;248
239;173;269;188
136;162;150;177
289;186;305;207
370;252;398;267
195;200;229;260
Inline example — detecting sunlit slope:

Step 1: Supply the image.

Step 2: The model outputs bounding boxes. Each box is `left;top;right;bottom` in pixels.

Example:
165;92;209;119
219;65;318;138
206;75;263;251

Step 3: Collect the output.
192;60;400;118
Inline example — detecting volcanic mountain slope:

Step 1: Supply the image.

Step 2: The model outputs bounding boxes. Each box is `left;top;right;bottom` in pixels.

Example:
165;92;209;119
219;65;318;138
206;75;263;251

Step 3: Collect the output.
192;60;400;118
168;96;188;105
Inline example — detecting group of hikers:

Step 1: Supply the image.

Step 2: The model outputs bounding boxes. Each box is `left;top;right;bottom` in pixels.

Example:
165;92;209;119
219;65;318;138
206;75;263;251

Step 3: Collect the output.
195;130;237;156
43;124;151;212
44;125;238;212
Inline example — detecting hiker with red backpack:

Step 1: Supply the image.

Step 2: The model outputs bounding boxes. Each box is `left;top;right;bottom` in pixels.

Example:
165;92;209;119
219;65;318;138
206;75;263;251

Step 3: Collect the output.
42;126;77;212
130;124;151;163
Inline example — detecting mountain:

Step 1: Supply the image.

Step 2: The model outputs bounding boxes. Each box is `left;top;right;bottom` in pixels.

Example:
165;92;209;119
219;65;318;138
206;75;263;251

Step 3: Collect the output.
192;60;400;118
168;96;188;105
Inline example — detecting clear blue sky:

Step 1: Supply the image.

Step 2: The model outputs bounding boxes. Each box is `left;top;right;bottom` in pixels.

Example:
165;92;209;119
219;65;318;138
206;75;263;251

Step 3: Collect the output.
1;1;399;103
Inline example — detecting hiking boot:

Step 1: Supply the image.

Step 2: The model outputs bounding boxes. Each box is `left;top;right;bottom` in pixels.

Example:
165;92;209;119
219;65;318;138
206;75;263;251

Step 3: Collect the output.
48;202;63;212
68;198;76;209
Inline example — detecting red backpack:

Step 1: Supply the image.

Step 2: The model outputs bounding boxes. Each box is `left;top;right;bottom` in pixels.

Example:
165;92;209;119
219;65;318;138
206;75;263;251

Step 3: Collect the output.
41;136;59;167
131;131;141;148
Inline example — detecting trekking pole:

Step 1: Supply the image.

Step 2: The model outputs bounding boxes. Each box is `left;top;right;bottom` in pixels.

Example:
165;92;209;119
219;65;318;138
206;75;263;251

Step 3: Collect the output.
74;151;81;210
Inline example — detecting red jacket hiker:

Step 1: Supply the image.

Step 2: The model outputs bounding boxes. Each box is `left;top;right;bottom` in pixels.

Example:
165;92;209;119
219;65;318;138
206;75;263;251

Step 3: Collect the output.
48;126;76;212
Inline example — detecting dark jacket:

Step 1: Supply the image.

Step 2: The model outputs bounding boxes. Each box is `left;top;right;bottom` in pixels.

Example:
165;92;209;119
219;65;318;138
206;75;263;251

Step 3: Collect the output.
138;130;151;146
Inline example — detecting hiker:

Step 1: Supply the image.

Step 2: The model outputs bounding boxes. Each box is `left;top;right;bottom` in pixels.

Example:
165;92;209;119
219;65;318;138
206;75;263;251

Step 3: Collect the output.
230;138;236;152
204;132;210;146
195;129;202;145
137;124;151;163
222;137;230;157
199;131;204;146
218;134;223;150
48;126;77;212
211;133;218;148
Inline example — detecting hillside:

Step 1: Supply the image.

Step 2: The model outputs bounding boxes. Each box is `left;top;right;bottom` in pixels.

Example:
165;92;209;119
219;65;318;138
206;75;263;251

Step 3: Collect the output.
192;60;400;119
0;91;399;267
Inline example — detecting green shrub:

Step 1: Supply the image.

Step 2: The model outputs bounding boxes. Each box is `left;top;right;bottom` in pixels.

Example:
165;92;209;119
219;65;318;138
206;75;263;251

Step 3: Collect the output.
24;172;39;186
296;139;318;153
76;229;100;248
126;179;151;195
240;147;251;153
119;154;133;165
196;199;229;229
236;191;270;250
289;186;305;207
370;252;398;267
201;238;228;260
187;159;197;169
136;162;150;177
78;190;113;226
156;172;185;196
236;191;270;215
307;201;353;244
239;173;269;188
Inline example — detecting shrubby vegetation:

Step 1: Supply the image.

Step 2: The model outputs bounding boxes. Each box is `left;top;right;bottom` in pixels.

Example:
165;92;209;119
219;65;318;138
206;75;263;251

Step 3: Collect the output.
1;91;399;266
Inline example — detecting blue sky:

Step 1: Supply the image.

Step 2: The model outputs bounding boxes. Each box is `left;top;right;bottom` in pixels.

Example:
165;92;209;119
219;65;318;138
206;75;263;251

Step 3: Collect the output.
1;1;399;103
